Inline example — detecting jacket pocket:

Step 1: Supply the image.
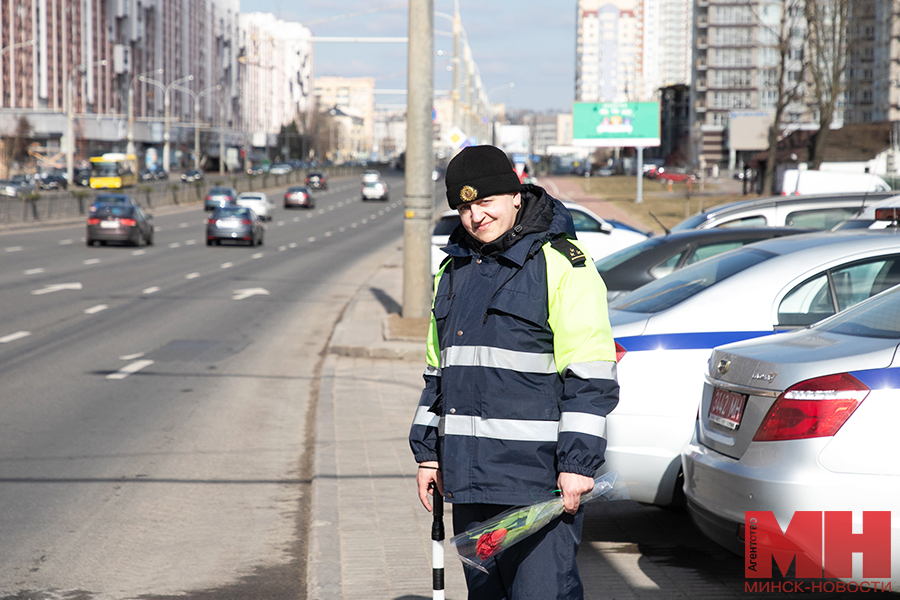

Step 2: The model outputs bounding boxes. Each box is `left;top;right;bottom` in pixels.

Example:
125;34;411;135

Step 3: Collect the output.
487;288;547;328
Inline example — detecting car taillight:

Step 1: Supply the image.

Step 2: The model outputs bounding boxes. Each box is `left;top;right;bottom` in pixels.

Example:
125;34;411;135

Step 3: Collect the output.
615;341;626;362
120;218;137;227
205;195;212;201
87;217;100;225
207;218;216;224
753;373;868;441
241;219;253;225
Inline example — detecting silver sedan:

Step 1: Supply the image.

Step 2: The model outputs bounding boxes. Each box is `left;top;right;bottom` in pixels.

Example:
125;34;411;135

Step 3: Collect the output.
683;284;900;587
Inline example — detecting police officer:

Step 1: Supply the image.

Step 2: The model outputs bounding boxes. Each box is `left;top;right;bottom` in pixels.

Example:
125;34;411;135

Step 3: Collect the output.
409;145;619;599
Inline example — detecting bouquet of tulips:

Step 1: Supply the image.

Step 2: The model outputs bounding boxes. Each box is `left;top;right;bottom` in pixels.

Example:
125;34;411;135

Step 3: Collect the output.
449;471;628;573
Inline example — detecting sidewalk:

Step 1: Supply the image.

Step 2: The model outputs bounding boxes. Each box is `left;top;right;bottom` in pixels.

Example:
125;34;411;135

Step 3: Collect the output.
308;243;755;599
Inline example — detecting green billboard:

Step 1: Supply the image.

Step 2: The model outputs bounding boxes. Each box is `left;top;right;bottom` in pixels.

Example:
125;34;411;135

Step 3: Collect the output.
573;102;660;147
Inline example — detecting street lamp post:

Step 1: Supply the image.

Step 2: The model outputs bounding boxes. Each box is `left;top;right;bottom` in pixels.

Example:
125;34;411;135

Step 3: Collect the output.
140;74;193;173
486;83;514;144
173;84;222;170
66;60;108;186
0;39;36;108
127;68;164;156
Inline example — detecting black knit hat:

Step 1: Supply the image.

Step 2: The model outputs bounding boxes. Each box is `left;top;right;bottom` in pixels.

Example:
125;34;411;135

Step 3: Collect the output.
445;145;523;209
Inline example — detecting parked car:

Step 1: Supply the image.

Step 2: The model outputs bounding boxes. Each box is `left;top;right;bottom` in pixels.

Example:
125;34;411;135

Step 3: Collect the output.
656;167;696;182
235;192;274;221
204;186;239;212
38;173;67;190
595;227;814;301
72;168;92;187
86;203;154;246
683;283;900;574
431;201;649;274
152;169;169;181
269;163;292;175
206;205;265;246
138;168;155;182
306;172;327;190
779;168;891;196
181;169;204;183
361;180;389;202
672;192;896;231
604;229;900;506
284;186;315;209
0;175;36;198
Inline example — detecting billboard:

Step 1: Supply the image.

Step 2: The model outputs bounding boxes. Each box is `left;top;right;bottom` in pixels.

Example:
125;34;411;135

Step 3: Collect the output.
729;111;774;151
572;102;660;147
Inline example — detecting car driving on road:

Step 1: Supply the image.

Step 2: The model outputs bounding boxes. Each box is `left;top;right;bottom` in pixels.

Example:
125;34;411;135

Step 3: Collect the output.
204;187;239;212
236;192;274;221
206;205;265;246
361;180;389;202
306;172;327;190
86;203;154;246
284;186;315;209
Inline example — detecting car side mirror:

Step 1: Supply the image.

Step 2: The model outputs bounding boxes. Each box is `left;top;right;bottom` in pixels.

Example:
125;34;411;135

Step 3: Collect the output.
599;221;613;235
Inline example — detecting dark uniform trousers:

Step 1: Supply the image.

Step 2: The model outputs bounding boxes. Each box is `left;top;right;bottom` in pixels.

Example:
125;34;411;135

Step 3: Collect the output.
452;503;585;600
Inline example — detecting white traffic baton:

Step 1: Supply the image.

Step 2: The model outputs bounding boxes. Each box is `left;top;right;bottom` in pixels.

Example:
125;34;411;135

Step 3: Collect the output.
431;483;445;600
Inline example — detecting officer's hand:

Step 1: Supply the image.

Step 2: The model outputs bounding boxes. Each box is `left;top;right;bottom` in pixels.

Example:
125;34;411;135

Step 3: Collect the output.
557;472;595;514
416;462;443;512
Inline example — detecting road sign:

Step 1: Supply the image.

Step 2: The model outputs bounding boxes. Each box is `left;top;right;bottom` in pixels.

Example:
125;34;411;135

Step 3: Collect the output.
573;102;660;147
447;127;468;149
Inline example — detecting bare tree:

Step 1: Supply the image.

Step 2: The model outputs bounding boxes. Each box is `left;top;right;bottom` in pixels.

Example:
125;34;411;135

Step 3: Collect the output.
761;0;809;195
804;0;851;169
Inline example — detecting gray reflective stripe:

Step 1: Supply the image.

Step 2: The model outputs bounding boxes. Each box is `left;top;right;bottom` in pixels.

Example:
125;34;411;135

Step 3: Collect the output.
441;345;557;374
443;414;559;442
564;361;618;381
413;405;440;428
559;412;607;438
423;365;442;377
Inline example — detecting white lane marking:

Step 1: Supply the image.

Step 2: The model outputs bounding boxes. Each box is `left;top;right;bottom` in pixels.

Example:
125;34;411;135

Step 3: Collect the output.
370;214;377;219
351;223;358;228
155;227;163;232
185;239;197;245
132;249;146;256
84;304;108;314
279;245;287;251
106;359;154;380
233;288;270;300
317;209;324;215
293;216;300;222
142;286;160;294
84;258;101;265
119;352;145;360
324;232;332;237
378;210;385;215
251;253;263;259
0;331;31;343
337;201;344;207
361;219;368;224
24;268;45;275
328;205;335;211
58;239;73;245
277;221;285;226
32;282;83;295
179;222;189;228
288;242;297;248
5;246;23;252
307;213;313;219
339;227;346;233
221;262;233;269
185;272;200;279
307;236;316;243
169;242;181;249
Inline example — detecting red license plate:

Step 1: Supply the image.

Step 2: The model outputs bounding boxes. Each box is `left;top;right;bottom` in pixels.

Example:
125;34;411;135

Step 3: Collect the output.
708;387;747;430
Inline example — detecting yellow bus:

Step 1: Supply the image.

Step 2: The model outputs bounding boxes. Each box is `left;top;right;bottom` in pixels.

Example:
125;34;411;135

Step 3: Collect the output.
89;153;138;189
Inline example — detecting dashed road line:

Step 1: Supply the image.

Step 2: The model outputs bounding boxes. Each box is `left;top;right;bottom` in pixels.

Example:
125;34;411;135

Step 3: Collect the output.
220;262;233;269
142;286;160;294
106;359;154;380
252;253;264;259
185;272;200;279
84;258;101;265
58;239;73;245
5;246;23;252
132;249;146;256
0;331;31;343
24;268;45;275
169;242;181;249
84;304;108;315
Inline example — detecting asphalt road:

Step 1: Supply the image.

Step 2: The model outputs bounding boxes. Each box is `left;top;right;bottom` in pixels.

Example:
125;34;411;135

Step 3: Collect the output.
0;171;415;599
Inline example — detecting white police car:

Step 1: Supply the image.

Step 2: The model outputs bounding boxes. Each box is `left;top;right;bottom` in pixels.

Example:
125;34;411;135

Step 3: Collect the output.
604;229;900;505
430;201;648;274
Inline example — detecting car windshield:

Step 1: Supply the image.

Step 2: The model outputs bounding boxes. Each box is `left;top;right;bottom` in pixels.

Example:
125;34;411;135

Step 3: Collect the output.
95;205;135;217
816;285;900;338
609;247;777;313
595;237;667;273
214;207;250;218
209;188;232;195
239;196;262;201
671;212;713;231
433;215;460;236
96;195;130;204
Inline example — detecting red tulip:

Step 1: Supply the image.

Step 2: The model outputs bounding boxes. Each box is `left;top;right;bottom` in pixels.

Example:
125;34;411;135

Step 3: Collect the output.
475;528;508;559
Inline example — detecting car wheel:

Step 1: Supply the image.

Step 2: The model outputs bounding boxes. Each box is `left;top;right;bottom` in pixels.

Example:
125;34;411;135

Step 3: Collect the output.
206;239;214;246
86;239;93;247
258;234;264;246
146;231;154;246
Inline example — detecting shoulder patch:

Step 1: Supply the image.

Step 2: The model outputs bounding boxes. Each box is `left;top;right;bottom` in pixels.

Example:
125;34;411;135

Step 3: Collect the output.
550;238;587;267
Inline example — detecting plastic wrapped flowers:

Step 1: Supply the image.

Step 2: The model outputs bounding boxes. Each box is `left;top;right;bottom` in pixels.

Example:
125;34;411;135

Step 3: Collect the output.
449;471;629;573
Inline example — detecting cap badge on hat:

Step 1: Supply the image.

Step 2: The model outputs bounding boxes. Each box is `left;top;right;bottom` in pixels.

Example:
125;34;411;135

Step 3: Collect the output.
460;185;478;203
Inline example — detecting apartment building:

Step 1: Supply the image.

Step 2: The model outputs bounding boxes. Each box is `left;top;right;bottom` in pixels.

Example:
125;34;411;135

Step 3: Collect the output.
313;76;376;161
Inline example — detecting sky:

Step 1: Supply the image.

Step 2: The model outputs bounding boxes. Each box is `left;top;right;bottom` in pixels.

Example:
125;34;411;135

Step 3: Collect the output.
237;1;577;113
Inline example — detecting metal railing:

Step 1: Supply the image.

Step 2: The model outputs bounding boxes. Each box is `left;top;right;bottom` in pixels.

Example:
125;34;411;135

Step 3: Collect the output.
0;164;369;228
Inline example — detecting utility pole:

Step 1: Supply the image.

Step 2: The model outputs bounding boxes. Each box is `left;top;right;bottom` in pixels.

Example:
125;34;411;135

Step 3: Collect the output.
404;0;434;320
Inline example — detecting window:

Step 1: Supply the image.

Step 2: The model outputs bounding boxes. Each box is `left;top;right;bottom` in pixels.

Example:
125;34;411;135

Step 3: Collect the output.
686;241;745;265
778;256;900;326
785;207;860;229
569;210;603;233
649;253;686;279
715;215;767;228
